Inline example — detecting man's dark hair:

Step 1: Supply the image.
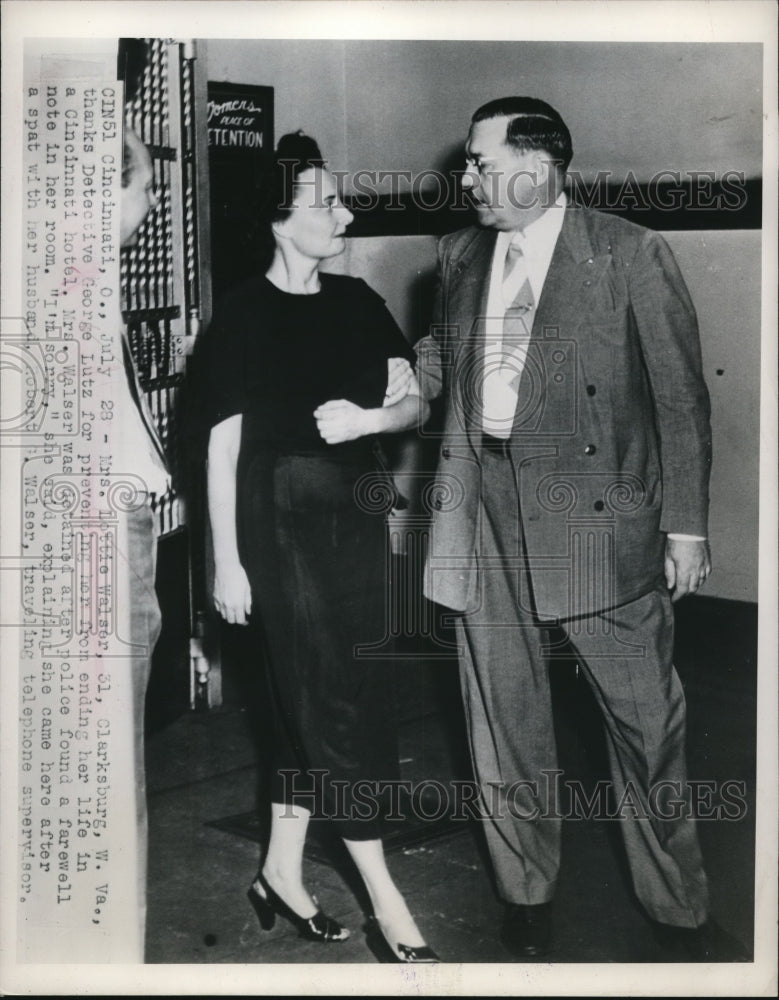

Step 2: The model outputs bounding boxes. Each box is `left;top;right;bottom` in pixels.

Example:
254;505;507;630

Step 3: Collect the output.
119;39;149;189
117;38;148;104
472;97;573;172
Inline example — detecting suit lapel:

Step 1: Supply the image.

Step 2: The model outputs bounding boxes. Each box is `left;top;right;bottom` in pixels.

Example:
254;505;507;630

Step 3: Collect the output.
512;206;612;437
532;205;604;340
449;228;497;344
450;210;614;442
449;230;497;440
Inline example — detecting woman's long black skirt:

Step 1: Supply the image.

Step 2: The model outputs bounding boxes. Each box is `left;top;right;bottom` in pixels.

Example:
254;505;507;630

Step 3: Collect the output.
237;447;399;841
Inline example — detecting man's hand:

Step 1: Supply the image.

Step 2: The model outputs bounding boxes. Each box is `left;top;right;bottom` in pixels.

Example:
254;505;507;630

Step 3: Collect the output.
664;537;711;602
384;357;413;407
314;399;373;444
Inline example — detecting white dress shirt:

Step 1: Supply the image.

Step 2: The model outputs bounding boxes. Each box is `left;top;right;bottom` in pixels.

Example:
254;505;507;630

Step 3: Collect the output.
481;192;567;436
479;192;703;542
107;328;171;503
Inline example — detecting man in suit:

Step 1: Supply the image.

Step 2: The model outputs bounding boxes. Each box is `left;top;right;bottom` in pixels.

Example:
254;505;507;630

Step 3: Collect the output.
415;96;744;961
118;124;168;959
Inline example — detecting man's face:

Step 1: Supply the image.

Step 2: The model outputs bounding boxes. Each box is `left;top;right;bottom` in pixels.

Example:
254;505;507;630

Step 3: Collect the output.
120;129;159;248
463;116;542;231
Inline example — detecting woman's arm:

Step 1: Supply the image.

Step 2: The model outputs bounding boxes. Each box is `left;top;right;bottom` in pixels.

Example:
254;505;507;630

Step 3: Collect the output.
314;372;430;445
207;414;252;625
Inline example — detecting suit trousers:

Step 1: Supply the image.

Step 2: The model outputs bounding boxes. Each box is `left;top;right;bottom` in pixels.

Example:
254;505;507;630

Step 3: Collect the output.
454;448;710;927
125;503;162;958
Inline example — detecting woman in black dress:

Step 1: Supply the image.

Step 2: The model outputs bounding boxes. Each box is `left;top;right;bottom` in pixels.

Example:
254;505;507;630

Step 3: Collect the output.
204;133;437;962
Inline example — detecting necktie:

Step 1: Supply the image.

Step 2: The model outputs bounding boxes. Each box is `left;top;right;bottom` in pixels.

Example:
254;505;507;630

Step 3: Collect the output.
500;238;535;388
482;237;536;437
121;329;168;469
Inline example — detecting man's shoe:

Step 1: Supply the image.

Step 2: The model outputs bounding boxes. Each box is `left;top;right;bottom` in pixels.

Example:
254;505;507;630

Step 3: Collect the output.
500;902;552;958
654;918;750;962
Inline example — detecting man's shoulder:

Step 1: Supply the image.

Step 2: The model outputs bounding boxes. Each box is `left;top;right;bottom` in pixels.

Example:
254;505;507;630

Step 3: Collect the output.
567;202;664;256
437;208;668;264
439;225;482;244
437;225;490;260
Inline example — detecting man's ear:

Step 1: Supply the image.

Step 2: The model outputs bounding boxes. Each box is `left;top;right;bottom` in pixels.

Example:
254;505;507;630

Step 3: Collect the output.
529;150;551;187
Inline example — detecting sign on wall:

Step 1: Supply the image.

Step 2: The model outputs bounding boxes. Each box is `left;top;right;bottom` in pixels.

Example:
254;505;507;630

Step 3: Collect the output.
207;81;273;152
207;82;274;300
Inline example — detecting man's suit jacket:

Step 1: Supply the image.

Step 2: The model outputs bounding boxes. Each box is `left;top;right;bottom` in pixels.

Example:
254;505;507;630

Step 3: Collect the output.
415;204;712;621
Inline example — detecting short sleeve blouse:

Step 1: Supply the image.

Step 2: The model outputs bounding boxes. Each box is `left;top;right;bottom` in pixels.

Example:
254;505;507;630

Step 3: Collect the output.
201;272;416;458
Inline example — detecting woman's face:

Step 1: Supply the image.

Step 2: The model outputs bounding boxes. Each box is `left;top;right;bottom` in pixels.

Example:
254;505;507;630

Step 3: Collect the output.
274;167;354;261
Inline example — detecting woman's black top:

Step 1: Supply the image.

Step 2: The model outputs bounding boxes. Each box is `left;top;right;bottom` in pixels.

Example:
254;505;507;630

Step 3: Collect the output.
203;272;416;459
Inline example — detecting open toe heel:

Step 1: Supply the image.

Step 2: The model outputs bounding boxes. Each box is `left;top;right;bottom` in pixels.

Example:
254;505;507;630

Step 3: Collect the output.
247;873;350;943
364;916;440;963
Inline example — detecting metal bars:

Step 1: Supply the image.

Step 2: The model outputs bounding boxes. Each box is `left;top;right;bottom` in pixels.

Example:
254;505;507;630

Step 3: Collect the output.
121;38;203;537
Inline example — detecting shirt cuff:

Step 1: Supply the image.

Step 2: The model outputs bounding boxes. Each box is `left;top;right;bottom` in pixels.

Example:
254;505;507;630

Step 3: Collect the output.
667;533;707;541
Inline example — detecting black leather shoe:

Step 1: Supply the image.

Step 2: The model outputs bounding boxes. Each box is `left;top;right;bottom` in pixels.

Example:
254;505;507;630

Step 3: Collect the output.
653;918;750;962
365;916;440;963
500;902;553;958
247;874;350;942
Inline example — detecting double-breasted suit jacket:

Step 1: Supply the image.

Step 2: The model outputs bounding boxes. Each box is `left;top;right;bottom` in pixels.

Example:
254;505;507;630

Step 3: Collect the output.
415;204;712;621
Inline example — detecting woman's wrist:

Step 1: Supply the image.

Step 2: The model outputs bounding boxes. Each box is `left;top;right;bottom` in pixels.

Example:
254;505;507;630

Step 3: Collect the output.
214;553;243;575
363;407;383;436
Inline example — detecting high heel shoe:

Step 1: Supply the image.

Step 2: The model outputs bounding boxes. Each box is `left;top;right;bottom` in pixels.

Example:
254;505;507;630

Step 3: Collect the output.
247;873;350;942
365;916;440;963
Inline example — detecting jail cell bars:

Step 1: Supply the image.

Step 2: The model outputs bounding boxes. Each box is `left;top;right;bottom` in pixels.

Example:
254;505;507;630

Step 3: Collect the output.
121;38;204;538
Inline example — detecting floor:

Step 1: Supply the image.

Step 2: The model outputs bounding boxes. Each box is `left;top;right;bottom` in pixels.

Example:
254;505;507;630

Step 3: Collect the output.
143;595;757;969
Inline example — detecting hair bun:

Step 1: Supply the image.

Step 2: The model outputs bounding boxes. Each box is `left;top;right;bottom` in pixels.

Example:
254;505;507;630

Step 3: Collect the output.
275;130;323;163
251;130;328;270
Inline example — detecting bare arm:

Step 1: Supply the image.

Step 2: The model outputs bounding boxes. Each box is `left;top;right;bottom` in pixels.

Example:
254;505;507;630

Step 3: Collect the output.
314;373;430;445
207;414;252;625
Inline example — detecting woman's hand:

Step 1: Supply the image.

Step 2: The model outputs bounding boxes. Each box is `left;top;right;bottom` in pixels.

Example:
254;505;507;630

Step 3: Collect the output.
213;561;252;626
314;399;375;444
314;367;429;445
384;357;413;407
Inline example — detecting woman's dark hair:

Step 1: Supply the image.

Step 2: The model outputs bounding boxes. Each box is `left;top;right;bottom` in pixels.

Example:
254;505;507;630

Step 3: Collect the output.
254;131;325;270
265;131;325;222
472;97;573;173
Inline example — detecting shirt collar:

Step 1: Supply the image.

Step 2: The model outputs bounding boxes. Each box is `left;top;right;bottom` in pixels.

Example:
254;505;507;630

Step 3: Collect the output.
506;190;567;254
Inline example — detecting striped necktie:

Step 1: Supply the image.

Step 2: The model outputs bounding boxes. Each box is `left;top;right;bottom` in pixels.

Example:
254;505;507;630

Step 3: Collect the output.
500;238;535;389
